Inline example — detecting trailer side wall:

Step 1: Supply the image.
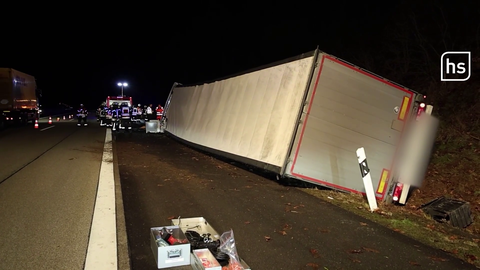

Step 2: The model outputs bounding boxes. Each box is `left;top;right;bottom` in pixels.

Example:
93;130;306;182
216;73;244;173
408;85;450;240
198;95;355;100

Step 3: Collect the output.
0;68;14;110
165;56;315;168
10;69;37;110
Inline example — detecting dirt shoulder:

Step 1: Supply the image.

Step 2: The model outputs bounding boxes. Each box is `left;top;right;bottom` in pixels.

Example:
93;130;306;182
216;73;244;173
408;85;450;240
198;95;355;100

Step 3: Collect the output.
302;188;480;268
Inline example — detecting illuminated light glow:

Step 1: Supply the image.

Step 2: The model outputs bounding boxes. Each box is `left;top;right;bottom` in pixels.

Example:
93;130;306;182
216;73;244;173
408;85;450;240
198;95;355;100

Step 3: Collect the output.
420;103;425;108
117;82;128;86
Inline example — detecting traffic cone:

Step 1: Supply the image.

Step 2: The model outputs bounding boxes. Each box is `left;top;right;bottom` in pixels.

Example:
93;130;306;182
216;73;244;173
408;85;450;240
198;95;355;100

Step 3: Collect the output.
34;120;39;129
48;117;52;124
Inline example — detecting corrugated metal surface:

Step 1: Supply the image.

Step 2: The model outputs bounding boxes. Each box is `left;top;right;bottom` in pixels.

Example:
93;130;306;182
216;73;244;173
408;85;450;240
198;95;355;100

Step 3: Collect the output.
165;56;315;168
286;54;414;196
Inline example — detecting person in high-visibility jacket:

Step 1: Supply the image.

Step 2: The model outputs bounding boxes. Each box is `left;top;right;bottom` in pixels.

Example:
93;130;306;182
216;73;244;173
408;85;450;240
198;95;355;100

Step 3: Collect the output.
156;104;164;120
146;104;154;120
77;104;88;126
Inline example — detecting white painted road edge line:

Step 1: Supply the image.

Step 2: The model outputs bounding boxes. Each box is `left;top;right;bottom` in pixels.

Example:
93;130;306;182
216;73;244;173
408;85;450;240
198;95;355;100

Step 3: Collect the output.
84;128;117;269
40;125;55;131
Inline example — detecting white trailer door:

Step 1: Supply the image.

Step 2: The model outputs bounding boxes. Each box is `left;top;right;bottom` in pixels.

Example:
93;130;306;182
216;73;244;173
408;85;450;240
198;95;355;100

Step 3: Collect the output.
285;53;415;199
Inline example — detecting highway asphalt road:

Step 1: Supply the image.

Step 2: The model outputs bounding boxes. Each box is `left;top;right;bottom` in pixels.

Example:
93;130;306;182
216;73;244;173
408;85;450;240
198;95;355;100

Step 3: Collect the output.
115;132;477;270
0;114;129;270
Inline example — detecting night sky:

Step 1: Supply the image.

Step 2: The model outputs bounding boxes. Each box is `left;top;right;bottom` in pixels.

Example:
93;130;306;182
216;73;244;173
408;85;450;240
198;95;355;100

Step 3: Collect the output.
1;0;478;109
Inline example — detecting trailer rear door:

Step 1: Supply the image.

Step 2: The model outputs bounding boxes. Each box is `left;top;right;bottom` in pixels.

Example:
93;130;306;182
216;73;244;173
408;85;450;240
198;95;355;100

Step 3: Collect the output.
284;53;416;200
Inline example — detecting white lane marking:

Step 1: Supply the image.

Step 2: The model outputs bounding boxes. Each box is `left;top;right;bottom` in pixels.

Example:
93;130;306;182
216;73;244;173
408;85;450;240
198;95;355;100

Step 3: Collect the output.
84;128;117;269
40;125;55;131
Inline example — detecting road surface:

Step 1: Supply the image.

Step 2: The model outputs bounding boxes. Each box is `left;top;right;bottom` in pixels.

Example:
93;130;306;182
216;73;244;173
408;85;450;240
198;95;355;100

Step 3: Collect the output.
0;114;129;270
115;132;477;270
0;114;476;270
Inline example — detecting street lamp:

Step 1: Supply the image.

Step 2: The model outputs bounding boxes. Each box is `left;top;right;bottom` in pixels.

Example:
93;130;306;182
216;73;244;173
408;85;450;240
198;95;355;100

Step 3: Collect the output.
117;82;128;97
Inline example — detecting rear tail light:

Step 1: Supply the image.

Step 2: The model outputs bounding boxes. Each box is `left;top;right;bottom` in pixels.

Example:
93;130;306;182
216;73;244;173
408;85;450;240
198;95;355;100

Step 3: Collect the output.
416;103;426;120
392;183;403;202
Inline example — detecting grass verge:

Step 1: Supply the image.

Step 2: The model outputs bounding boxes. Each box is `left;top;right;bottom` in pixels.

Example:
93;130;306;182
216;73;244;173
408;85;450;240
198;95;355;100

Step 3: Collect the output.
302;187;480;268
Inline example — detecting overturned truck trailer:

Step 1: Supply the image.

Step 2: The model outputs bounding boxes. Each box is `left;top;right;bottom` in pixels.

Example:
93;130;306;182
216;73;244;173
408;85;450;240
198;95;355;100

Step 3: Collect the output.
162;49;436;203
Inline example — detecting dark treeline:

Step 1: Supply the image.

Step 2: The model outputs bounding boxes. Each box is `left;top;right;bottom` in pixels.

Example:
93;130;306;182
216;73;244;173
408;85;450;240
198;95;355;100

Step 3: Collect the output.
351;0;480;141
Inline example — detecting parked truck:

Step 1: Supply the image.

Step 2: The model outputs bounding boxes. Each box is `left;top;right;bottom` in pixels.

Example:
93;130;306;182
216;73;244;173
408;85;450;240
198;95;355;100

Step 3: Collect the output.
161;48;438;204
0;68;40;128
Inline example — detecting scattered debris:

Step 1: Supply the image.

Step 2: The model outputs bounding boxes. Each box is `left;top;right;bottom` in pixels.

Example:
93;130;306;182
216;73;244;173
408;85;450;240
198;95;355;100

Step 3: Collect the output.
466;254;477;263
264;236;271;242
360;222;368;226
310;248;320;258
428;256;448;262
393;228;404;233
362;247;379;253
306;263;319;269
409;261;421;266
419;196;473;228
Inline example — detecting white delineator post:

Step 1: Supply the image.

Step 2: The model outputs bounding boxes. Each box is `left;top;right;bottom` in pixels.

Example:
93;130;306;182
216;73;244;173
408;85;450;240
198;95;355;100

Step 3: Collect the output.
356;147;379;212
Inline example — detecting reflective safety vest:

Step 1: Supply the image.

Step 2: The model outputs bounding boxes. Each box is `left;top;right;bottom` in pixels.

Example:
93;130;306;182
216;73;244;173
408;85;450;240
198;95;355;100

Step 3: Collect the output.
156;107;163;119
77;108;86;117
121;106;130;119
109;108;119;119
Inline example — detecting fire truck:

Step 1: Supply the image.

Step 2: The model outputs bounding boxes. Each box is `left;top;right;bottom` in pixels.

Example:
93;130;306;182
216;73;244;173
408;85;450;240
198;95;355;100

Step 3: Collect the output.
106;96;132;107
105;96;133;131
